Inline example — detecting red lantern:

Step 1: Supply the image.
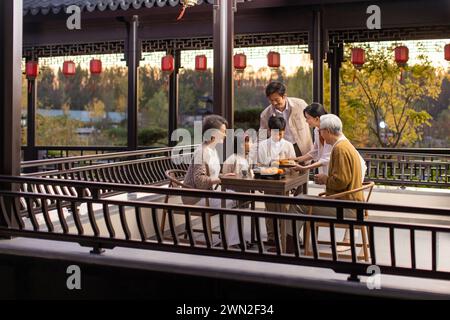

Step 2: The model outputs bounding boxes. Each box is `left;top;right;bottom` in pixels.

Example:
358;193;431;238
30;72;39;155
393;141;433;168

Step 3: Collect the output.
445;44;450;61
351;48;365;69
234;53;247;71
267;51;280;68
63;61;76;76
195;55;207;71
26;61;39;80
161;55;174;73
90;59;102;74
394;46;409;67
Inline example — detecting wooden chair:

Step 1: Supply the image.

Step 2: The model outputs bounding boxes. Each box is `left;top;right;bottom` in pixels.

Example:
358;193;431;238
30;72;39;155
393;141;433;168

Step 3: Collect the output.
304;181;375;261
161;169;219;244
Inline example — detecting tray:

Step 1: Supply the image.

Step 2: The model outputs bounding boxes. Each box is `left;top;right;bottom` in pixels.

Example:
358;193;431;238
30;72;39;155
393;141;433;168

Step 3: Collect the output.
253;172;286;180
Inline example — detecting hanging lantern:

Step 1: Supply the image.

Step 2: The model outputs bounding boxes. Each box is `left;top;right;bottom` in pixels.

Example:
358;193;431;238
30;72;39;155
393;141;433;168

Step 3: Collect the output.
90;59;102;74
267;51;280;69
161;54;175;73
351;48;365;69
234;53;247;71
63;61;76;76
394;46;409;67
234;53;246;87
445;44;450;61
195;55;207;71
26;61;39;80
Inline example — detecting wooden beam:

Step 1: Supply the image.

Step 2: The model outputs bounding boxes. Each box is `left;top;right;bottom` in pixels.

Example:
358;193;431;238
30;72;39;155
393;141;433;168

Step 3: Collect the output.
0;0;22;227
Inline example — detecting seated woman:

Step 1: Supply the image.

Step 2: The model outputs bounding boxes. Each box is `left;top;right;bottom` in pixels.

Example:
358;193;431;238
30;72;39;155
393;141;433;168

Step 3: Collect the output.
222;135;251;176
182;115;241;247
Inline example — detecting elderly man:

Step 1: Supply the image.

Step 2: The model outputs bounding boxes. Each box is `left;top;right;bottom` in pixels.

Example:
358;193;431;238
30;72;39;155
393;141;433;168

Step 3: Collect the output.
260;81;312;157
286;114;364;253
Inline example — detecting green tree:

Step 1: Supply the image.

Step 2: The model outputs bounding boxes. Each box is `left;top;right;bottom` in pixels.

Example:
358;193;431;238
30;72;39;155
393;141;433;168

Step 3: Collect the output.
340;45;442;147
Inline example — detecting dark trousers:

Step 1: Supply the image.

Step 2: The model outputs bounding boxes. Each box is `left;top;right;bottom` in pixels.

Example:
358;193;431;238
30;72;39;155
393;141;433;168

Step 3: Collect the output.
266;143;305;242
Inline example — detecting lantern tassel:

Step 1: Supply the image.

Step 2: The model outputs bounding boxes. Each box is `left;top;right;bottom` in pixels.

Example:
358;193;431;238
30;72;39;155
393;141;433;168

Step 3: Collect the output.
176;6;187;21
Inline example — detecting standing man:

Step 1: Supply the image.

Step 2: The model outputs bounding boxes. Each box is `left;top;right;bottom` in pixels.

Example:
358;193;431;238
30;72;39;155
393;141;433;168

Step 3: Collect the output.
260;82;313;246
260;81;313;157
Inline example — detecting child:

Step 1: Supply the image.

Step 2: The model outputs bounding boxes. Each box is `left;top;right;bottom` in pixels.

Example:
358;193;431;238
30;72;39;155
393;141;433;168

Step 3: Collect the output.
223;135;251;176
258;116;296;166
222;135;266;248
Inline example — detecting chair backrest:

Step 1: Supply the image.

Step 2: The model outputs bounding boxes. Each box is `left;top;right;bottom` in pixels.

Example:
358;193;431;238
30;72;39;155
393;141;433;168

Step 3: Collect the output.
322;181;375;217
165;169;188;189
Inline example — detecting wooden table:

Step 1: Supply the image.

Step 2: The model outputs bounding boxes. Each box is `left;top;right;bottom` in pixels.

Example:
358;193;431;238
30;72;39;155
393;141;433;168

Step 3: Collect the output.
220;170;309;252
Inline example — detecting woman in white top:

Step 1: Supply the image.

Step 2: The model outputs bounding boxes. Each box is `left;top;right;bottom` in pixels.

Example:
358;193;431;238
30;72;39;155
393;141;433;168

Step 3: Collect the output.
183;115;241;245
292;103;332;174
223;136;251;175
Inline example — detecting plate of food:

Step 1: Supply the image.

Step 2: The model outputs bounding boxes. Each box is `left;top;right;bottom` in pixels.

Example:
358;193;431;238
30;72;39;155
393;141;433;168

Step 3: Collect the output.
272;159;297;168
253;167;285;180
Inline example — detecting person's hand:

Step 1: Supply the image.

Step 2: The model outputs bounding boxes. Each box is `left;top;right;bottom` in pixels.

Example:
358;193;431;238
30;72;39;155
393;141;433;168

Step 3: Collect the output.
293;164;307;172
314;174;328;185
219;173;235;179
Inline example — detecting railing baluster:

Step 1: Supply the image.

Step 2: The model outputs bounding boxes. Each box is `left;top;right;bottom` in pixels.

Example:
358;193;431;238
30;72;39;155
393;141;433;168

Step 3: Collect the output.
103;203;115;238
139;162;151;184
349;224;356;263
201;211;212;249
310;221;318;259
119;205;131;240
237;214;245;252
410;228;416;269
254;216;263;254
390;227;396;267
40;197;54;232
184;209;195;247
114;166;126;184
70;202;84;235
369;226;376;265
144;162;156;183
56;199;69;234
329;222;337;261
432;231;437;272
131;163;145;184
0;196;11;227
135;207;148;241
26;198;39;231
273;217;281;255
151;208;162;243
125;164;135;184
87;201;100;237
291;218;300;257
219;213;227;250
167;209;179;245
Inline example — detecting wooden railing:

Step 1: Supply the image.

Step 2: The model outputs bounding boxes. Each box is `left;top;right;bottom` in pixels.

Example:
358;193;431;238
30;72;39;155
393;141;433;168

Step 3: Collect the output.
0;175;449;283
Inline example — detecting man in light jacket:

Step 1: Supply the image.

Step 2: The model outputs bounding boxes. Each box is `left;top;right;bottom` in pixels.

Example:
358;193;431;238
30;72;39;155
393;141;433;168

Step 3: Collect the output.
260;81;313;158
259;81;313;245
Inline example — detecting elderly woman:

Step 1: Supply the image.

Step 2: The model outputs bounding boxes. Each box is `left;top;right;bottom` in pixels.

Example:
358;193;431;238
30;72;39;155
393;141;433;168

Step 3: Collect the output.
182;114;243;247
291;102;332;174
182;114;229;206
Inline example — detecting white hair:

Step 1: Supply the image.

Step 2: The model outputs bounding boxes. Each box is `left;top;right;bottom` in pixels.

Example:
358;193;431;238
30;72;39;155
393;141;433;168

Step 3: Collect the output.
320;114;343;135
